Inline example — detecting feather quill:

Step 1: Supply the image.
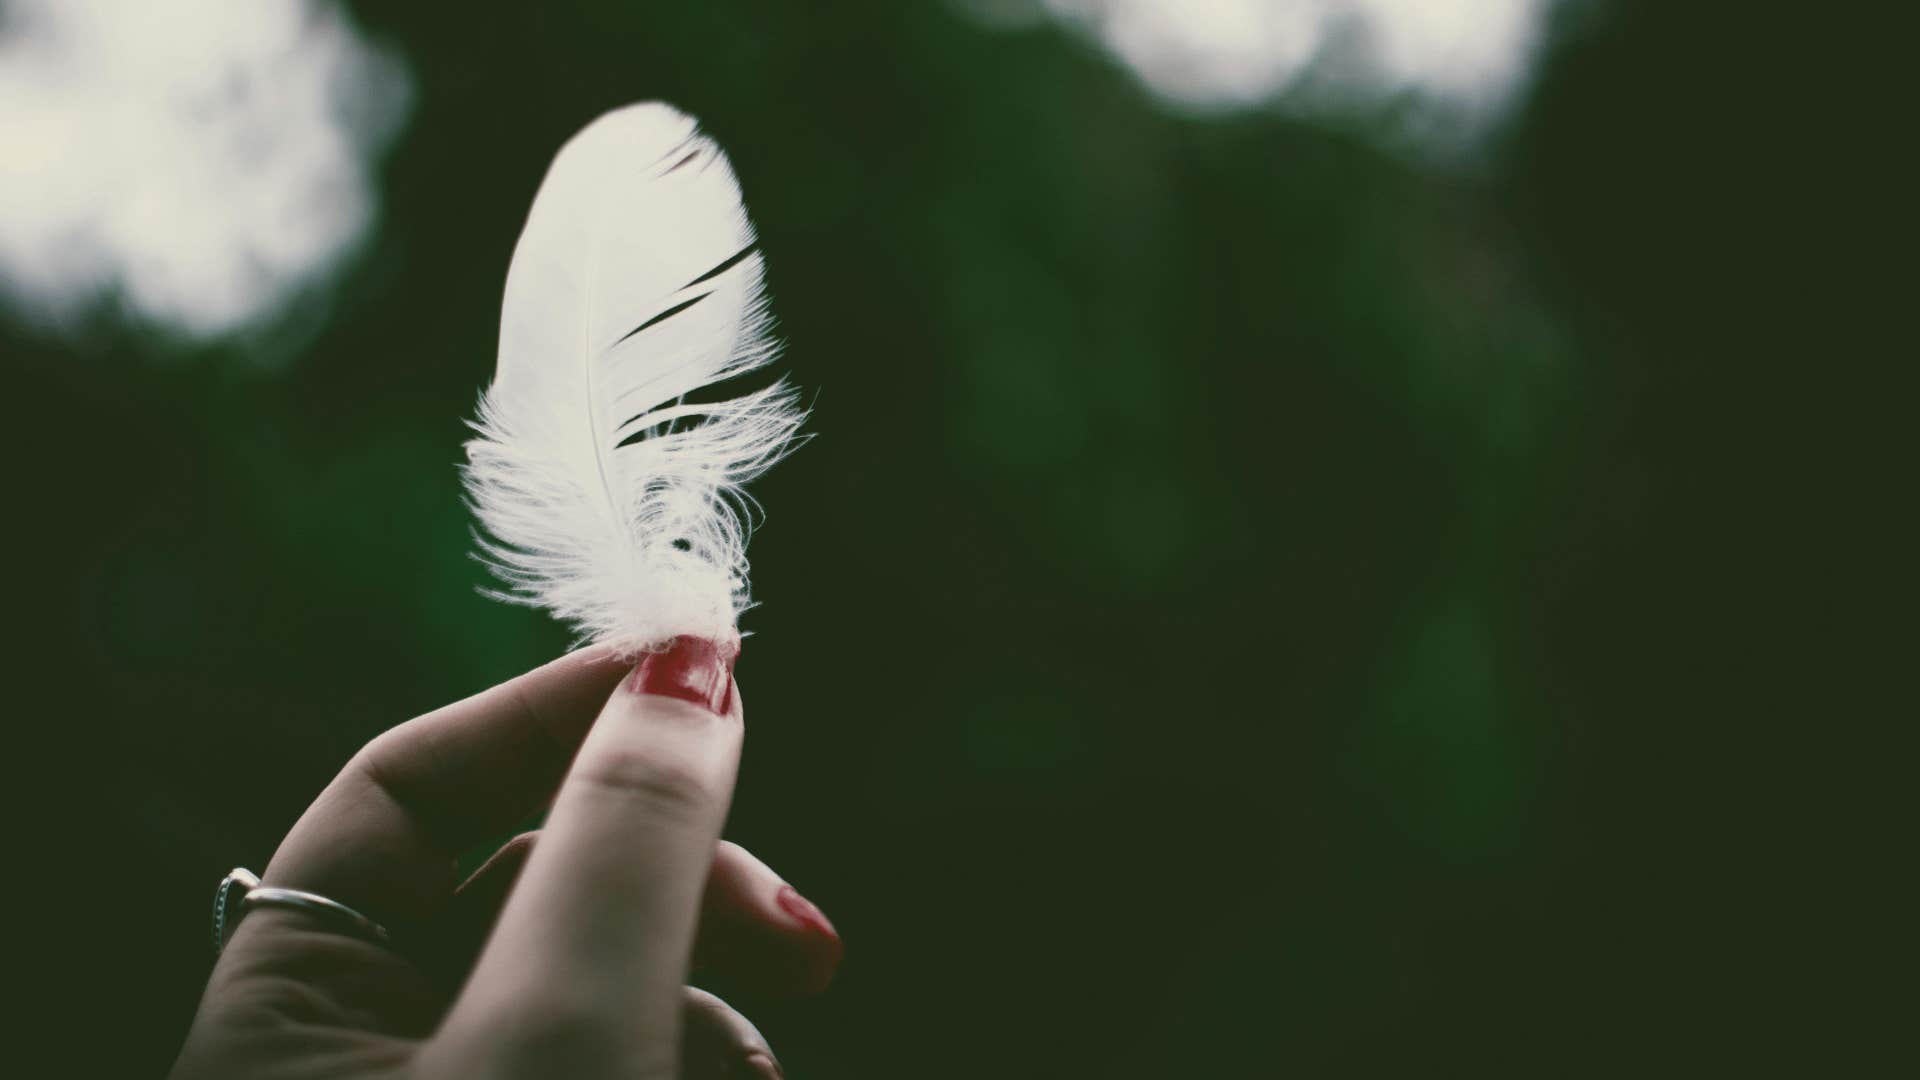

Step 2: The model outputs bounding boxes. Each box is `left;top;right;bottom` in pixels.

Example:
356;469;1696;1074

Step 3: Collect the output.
463;103;803;654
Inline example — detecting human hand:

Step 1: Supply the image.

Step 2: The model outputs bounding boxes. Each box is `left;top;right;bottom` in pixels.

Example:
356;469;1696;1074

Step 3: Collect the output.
170;640;840;1079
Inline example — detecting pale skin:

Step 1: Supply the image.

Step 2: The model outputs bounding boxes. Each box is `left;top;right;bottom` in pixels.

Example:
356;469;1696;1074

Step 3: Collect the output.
171;645;840;1079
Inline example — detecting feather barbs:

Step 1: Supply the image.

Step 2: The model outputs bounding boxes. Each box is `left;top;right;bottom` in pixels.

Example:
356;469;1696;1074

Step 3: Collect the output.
463;103;804;656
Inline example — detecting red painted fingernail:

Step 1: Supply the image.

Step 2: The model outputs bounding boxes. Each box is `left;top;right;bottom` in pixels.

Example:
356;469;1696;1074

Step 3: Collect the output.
629;635;739;715
776;885;839;941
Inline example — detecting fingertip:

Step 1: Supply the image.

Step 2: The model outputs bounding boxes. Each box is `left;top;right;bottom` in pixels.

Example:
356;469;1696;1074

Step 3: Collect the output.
699;843;843;997
773;885;844;991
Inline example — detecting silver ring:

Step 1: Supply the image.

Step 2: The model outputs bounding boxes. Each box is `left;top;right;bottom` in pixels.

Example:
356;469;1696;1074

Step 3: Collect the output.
212;867;392;955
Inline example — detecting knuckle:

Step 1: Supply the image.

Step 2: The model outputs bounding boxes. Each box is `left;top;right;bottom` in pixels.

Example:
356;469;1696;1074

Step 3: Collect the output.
349;730;398;775
572;748;716;822
342;740;403;803
349;728;424;794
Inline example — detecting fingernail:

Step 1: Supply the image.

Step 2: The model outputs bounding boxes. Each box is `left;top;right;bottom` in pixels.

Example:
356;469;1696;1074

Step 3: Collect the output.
629;635;739;715
739;1052;783;1080
776;884;839;942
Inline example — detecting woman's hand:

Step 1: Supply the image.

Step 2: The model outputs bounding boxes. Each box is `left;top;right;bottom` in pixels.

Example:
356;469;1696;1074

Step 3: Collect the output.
170;641;840;1080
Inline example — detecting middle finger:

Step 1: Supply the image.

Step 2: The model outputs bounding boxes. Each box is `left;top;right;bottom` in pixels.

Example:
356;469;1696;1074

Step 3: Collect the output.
422;836;841;998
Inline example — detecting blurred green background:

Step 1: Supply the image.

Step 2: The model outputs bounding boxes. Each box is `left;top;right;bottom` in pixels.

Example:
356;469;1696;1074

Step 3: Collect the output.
8;1;1887;1075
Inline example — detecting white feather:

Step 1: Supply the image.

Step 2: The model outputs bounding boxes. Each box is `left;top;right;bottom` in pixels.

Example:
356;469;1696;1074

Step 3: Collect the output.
463;103;803;654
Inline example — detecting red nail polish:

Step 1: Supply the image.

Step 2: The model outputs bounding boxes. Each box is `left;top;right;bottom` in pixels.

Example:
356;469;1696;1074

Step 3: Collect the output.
775;885;839;941
629;635;739;714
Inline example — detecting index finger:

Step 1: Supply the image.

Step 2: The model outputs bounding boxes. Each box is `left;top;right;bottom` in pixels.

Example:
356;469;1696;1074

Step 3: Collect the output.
432;636;745;1064
262;645;631;923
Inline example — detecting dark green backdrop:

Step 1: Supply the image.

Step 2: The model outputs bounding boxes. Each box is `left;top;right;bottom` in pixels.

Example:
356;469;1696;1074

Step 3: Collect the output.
11;1;1886;1075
